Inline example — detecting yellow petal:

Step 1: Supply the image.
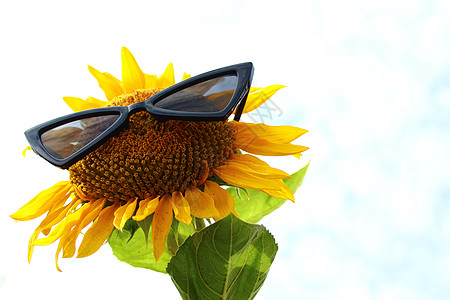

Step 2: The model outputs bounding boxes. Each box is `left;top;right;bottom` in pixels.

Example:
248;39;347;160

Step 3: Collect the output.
224;159;291;179
233;121;308;157
156;63;175;89
55;236;66;272
62;199;106;259
56;200;104;270
27;228;42;263
63;96;107;112
33;201;88;246
121;47;145;92
152;194;173;261
232;121;308;144
46;191;72;217
22;146;31;157
11;181;72;221
171;191;192;225
242;85;285;114
86;96;108;106
27;198;81;263
184;187;218;218
204;180;236;220
77;202;119;258
181;72;191;81
261;179;295;202
212;164;284;191
88;65;124;101
113;198;138;230
213;163;295;201
235;135;309;157
230;153;291;178
230;153;270;166
144;73;158;89
132;196;159;221
38;198;81;236
229;154;295;201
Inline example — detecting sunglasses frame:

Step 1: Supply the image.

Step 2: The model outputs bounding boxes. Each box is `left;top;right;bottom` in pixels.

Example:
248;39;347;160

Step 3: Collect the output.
25;62;254;169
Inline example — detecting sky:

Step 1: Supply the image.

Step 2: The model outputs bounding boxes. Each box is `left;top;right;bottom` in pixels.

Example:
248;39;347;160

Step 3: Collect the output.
1;0;449;299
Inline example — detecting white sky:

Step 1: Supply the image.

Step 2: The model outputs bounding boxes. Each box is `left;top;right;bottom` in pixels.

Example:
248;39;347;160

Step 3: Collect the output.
1;0;449;299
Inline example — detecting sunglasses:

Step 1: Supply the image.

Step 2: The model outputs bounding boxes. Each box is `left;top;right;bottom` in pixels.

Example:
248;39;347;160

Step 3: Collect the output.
25;62;254;169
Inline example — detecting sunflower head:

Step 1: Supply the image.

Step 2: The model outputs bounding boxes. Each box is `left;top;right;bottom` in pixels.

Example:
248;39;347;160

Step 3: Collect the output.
12;47;308;270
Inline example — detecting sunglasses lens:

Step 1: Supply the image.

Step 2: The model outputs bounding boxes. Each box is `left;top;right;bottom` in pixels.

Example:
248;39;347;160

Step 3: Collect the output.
40;114;120;159
154;75;238;112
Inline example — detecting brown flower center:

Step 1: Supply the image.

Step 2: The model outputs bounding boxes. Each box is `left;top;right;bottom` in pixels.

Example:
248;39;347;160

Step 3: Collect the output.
69;89;236;202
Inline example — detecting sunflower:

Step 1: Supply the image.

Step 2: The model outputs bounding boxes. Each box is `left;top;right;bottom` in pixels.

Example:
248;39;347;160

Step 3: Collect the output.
11;47;308;271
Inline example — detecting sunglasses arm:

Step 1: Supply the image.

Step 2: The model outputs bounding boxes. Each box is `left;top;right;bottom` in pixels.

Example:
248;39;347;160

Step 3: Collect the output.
232;83;251;121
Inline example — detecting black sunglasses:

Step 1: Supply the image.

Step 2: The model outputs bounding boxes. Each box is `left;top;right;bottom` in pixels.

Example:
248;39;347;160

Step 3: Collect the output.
25;62;254;169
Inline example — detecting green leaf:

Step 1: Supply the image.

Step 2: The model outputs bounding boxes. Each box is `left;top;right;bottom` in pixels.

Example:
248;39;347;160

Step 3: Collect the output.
229;162;309;223
136;214;153;247
108;219;196;273
122;216;140;243
166;214;278;300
